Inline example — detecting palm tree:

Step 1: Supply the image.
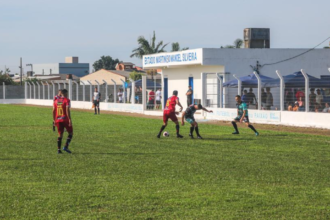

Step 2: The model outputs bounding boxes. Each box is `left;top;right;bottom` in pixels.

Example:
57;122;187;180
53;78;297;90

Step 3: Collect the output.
171;42;189;52
221;38;244;48
130;31;168;58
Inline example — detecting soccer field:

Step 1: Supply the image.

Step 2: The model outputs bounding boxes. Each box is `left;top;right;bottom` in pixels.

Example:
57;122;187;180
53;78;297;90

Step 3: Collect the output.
1;105;330;219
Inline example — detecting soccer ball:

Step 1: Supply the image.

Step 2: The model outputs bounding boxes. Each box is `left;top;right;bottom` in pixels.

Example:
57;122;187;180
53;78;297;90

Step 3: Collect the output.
163;131;169;137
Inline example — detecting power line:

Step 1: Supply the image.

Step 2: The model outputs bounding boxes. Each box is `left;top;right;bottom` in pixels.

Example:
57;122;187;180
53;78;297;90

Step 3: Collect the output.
261;36;330;67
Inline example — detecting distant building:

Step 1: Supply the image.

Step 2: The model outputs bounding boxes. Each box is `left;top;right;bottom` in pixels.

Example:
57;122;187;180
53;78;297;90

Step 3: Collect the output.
80;69;131;85
32;57;89;77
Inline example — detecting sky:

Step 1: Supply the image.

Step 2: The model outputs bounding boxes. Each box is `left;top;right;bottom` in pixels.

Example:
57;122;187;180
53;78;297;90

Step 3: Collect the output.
1;0;330;74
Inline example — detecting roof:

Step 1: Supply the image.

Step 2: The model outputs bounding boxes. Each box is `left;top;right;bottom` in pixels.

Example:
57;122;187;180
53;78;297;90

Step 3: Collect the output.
31;73;80;81
119;62;135;65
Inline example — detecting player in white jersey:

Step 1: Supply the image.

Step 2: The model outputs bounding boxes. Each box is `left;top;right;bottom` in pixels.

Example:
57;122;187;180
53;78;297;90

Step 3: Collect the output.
92;87;101;115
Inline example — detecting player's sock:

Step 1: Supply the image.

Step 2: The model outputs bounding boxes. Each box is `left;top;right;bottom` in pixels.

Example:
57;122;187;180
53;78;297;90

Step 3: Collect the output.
57;137;62;150
195;126;201;136
231;121;239;133
176;124;180;135
189;127;195;136
65;134;73;148
248;125;257;133
94;108;97;114
158;125;166;136
98;108;100;114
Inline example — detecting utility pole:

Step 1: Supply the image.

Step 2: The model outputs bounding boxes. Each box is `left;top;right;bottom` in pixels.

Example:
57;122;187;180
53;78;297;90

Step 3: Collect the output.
19;57;23;85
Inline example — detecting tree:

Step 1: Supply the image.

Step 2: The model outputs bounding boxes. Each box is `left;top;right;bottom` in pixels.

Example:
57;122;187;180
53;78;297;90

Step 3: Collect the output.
0;70;15;85
23;78;42;84
221;38;244;48
93;56;121;71
171;42;189;52
129;71;142;81
146;69;158;80
130;31;168;58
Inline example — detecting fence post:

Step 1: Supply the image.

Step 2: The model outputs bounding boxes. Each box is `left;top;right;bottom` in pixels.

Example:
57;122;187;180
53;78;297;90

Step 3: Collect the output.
81;81;86;102
42;82;45;99
28;82;32;99
111;79;117;103
276;70;284;111
131;80;135;104
72;81;79;101
36;81;41;99
120;79;126;103
3;82;5;99
142;76;147;111
24;82;27;99
68;79;72;100
102;80;108;103
45;81;50;100
216;73;223;108
51;81;55;99
253;71;261;110
87;80;92;102
160;70;165;109
233;74;241;96
95;80;100;92
301;69;309;112
33;82;36;99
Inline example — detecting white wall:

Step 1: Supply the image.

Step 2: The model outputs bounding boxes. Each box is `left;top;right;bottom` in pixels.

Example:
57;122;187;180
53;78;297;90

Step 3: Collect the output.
163;65;224;110
33;64;59;75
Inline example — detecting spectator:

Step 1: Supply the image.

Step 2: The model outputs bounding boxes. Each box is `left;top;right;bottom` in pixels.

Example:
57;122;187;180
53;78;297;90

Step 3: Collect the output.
118;89;123;103
261;88;267;108
309;88;316;111
137;86;142;104
323;103;330;113
186;85;193;107
298;101;305;111
148;89;155;110
247;88;257;107
293;101;299;111
285;89;294;108
241;90;248;105
155;88;162;109
298;97;304;107
288;104;293;111
316;89;323;108
134;86;139;103
265;88;273;110
295;88;305;101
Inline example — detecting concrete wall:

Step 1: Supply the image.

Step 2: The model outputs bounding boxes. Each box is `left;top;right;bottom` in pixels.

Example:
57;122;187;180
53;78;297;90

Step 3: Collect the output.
33;64;59;75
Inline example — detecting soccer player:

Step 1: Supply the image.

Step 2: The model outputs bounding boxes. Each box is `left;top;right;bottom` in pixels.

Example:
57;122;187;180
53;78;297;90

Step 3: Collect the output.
53;89;62;101
53;89;73;154
231;95;259;136
92;87;101;115
181;104;213;139
157;90;184;138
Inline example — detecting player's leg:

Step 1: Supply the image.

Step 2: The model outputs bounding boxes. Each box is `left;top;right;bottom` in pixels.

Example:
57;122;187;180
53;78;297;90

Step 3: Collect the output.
63;123;73;153
170;113;183;138
97;101;100;114
232;117;240;134
157;114;168;138
245;120;259;136
56;122;64;154
94;100;97;115
185;117;195;138
193;122;203;139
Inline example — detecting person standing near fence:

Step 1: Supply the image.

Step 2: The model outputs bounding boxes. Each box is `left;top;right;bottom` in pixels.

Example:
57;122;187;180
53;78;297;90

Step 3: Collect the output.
148;89;155;110
186;85;193;107
53;89;73;154
118;89;123;103
155;88;162;109
92;87;101;115
265;88;273;110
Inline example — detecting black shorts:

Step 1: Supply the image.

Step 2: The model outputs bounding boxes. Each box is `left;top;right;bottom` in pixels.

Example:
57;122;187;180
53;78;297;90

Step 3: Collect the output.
234;116;249;123
93;100;100;107
156;100;161;104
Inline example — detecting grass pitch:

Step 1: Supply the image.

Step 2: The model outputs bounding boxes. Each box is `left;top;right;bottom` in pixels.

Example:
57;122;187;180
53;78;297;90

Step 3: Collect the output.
1;105;330;219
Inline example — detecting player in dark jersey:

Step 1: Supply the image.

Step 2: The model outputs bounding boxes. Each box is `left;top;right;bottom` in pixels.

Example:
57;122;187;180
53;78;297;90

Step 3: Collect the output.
232;95;259;136
53;89;73;154
157;90;184;138
181;104;213;139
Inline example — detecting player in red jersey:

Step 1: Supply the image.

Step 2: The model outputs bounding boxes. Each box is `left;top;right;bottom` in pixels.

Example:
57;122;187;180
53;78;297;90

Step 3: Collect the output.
53;89;62;101
53;89;73;154
157;90;184;138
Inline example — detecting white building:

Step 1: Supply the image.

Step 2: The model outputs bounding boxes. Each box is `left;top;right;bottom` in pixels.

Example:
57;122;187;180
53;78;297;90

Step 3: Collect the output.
32;57;89;77
143;48;330;109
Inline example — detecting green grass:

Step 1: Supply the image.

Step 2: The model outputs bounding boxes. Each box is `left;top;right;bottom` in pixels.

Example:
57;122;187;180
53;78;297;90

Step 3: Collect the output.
1;105;330;219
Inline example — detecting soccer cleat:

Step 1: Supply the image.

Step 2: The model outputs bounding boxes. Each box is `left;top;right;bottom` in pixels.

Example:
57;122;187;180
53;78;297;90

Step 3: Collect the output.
58;150;62;154
197;135;203;139
189;133;194;139
255;132;259;136
63;147;72;154
157;134;161;138
177;134;184;138
232;131;240;135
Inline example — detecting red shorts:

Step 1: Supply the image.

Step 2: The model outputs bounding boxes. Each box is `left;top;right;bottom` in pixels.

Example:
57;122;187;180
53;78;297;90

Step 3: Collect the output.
163;112;178;123
56;121;73;135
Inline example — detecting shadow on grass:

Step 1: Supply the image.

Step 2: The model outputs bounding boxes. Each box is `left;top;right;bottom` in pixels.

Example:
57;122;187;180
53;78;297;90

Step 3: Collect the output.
74;153;166;155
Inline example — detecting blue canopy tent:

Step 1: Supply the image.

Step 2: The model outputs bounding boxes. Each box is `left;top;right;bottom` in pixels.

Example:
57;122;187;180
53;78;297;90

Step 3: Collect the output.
223;74;276;88
263;71;326;88
127;79;161;89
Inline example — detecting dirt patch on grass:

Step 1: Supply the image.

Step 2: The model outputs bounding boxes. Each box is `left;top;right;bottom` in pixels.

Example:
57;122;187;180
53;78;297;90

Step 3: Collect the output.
15;104;330;137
